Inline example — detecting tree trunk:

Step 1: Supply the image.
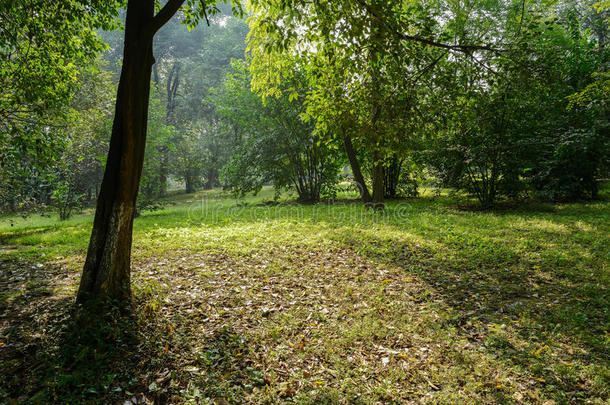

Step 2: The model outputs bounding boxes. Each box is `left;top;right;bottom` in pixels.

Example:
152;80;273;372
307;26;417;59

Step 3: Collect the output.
77;1;156;303
185;174;194;194
372;151;384;209
158;147;169;197
343;134;371;203
384;156;402;198
158;62;180;196
205;167;217;190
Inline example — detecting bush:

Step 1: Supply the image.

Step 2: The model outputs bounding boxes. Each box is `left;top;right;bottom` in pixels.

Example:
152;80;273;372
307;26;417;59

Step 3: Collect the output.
51;183;84;220
531;125;610;201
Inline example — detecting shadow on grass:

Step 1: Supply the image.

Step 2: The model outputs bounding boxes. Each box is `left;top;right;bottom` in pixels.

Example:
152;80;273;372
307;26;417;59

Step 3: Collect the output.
0;258;143;404
0;260;266;404
342;229;609;402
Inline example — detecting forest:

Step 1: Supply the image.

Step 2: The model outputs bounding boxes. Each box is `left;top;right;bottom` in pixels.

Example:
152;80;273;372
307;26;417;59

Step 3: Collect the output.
0;0;609;403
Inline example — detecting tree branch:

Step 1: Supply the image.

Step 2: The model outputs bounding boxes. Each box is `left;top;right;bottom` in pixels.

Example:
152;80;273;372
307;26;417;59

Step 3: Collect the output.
395;32;502;54
201;0;210;26
409;51;448;82
354;0;503;55
148;0;186;35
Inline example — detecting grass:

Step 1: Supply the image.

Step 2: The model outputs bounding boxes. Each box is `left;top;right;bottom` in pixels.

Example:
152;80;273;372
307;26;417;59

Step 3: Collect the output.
0;187;608;404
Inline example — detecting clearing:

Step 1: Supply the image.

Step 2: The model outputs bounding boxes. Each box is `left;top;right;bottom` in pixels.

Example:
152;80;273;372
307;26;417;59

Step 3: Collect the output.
0;189;608;404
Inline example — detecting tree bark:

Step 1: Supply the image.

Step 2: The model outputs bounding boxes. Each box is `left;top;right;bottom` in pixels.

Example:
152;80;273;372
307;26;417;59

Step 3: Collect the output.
77;0;161;303
158;148;169;197
343;134;371;203
371;150;384;209
78;0;188;303
185;174;195;194
384;156;403;198
205;167;217;190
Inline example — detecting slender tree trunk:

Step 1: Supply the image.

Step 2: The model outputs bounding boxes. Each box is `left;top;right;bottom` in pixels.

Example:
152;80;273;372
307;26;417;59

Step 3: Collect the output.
343;134;371;203
158;147;169;196
78;0;188;303
185;174;195;194
368;19;384;210
384;157;403;198
205;167;217;190
157;62;181;196
77;1;156;302
372;150;384;209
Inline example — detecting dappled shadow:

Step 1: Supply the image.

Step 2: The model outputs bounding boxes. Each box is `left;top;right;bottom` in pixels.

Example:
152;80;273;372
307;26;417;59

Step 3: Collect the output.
460;199;610;224
0;258;72;402
0;259;266;404
2;196;608;402
342;224;609;401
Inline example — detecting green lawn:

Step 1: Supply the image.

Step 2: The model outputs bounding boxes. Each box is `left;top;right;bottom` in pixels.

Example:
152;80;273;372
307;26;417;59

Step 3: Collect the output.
1;188;608;404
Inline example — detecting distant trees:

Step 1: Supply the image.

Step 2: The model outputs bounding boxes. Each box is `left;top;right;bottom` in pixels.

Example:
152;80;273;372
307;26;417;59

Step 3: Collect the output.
52;66;115;218
168;16;249;193
139;89;176;202
216;61;342;202
98;12;250;197
429;0;609;205
247;0;610;207
172;122;210;193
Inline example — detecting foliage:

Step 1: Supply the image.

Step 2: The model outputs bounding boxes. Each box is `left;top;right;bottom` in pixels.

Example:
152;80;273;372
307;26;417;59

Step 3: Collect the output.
172;122;211;193
217;60;343;202
171;16;250;193
246;0;609;206
127;12;250;195
0;62;114;214
0;0;121;174
428;0;609;206
1;5;251;216
139;88;176;199
50;182;84;221
532;125;610;201
0;0;119;213
247;0;561;206
47;65;115;219
394;158;421;198
0;161;54;214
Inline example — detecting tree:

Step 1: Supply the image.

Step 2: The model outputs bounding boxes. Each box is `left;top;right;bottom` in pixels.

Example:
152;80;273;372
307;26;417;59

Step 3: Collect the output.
0;1;120;133
138;87;176;200
169;15;249;193
217;60;342;202
0;62;114;215
172;122;209;193
0;1;120;213
531;1;609;200
428;0;609;206
247;0;505;207
77;0;243;303
106;12;249;196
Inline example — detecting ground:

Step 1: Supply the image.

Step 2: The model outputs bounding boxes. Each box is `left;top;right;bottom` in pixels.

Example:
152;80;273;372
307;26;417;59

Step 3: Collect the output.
0;188;608;404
